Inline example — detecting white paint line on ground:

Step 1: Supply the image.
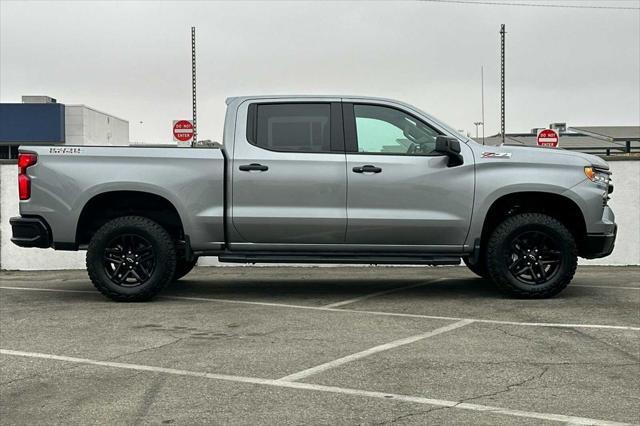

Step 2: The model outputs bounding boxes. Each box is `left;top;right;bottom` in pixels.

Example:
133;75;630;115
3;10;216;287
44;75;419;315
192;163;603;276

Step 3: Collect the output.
0;286;95;294
278;319;473;382
572;285;640;290
0;349;630;426
321;278;445;308
1;286;639;331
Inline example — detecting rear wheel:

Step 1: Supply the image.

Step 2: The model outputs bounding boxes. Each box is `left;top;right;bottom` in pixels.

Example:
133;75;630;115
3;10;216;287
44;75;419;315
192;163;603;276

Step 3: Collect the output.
173;257;198;281
86;216;176;302
486;213;577;298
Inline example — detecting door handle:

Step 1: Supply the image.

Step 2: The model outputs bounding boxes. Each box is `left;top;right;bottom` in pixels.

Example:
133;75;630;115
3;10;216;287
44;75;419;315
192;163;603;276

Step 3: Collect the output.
352;165;382;174
239;163;269;172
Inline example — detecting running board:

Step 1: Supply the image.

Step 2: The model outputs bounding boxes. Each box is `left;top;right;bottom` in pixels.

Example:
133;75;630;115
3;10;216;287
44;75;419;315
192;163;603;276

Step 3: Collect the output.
218;254;461;265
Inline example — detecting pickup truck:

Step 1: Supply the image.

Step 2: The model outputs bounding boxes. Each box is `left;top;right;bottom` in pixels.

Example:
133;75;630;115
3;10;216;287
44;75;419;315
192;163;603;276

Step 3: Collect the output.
10;95;617;301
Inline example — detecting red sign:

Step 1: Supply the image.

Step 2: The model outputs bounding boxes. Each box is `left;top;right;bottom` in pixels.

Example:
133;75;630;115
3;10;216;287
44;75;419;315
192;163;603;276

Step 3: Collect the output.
173;120;194;143
537;129;559;148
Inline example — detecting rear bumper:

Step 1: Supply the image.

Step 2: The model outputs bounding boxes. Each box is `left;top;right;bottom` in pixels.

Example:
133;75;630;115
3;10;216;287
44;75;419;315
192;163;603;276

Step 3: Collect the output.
581;225;617;259
10;217;51;248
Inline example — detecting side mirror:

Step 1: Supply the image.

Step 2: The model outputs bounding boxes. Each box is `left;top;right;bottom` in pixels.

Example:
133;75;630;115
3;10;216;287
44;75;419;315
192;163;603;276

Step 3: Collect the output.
435;136;463;167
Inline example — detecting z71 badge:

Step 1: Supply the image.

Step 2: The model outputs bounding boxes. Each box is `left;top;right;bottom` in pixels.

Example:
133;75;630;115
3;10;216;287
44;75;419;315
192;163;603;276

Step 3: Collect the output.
481;152;511;159
49;147;82;154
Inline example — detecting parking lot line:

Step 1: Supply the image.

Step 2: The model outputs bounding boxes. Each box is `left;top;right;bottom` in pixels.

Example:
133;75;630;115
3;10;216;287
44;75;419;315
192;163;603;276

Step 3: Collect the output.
0;349;630;426
1;285;638;331
278;319;473;382
0;286;94;294
572;285;640;290
321;278;444;308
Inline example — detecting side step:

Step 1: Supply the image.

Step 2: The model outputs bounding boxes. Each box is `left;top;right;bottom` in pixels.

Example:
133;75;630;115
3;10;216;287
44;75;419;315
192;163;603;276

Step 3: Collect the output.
218;254;461;266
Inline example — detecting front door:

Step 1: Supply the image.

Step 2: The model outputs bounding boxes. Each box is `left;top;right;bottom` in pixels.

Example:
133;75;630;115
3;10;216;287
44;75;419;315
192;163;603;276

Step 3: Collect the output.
231;101;347;246
343;102;474;250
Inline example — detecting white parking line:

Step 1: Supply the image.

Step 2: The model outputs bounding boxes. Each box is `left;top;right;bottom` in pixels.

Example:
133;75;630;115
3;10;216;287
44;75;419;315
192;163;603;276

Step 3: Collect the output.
0;349;631;425
321;278;444;308
572;285;640;290
0;286;94;294
1;285;639;331
278;319;473;382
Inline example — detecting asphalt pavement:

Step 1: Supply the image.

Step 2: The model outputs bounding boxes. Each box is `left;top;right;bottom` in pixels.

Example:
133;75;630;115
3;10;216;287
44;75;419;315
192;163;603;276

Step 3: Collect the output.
1;266;638;425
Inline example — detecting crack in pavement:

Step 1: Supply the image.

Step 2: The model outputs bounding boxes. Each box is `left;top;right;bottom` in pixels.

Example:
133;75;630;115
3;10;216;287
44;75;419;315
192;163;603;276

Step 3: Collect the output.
364;366;555;424
571;328;640;362
455;366;550;405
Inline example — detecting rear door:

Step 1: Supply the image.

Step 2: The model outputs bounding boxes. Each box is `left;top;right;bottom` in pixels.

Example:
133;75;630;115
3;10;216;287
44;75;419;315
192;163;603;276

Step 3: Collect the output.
343;102;474;251
230;100;347;246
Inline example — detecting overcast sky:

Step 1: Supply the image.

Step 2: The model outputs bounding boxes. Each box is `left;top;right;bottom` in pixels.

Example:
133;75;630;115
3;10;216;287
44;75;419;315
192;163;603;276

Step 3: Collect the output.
1;0;639;143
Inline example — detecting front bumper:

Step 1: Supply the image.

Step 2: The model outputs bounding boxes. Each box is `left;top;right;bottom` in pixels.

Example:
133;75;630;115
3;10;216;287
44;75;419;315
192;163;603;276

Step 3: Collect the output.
581;225;617;259
10;217;51;248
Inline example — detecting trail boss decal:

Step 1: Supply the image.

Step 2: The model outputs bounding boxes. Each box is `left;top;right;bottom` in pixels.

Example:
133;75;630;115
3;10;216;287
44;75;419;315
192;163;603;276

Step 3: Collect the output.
49;147;82;155
481;152;511;159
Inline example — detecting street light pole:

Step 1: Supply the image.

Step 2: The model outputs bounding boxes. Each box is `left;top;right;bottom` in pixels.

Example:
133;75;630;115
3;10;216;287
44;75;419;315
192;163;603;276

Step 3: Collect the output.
500;24;506;145
481;65;485;145
474;122;484;139
191;26;197;147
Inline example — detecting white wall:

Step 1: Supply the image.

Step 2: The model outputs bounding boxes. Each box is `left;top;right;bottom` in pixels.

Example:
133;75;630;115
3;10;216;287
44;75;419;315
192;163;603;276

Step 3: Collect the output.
580;160;640;266
64;105;129;146
0;165;85;270
1;161;639;270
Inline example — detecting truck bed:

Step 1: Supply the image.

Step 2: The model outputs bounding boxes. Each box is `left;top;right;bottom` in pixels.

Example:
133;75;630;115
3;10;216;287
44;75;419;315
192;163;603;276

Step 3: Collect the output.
18;145;226;251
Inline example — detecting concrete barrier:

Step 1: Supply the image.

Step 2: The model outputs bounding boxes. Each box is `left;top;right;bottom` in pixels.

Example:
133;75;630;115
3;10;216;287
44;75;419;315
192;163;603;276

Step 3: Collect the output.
1;160;638;270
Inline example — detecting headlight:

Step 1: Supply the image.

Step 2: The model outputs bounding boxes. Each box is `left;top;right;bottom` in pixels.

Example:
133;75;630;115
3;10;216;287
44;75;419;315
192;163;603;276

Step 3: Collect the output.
584;166;610;185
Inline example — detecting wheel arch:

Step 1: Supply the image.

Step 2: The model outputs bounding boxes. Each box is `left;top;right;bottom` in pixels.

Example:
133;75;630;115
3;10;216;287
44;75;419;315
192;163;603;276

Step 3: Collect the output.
478;191;587;255
75;190;186;246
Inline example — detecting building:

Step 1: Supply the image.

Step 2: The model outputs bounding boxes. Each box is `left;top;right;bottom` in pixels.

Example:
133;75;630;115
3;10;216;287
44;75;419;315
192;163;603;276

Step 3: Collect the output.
473;123;639;156
0;95;129;159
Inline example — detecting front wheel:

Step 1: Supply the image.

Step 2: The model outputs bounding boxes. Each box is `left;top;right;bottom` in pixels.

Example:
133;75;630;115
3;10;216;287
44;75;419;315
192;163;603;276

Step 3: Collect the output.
86;216;176;302
486;213;577;298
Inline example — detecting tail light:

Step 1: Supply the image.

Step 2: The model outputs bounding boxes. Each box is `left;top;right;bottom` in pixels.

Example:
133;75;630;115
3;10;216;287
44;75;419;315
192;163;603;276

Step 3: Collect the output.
17;152;37;200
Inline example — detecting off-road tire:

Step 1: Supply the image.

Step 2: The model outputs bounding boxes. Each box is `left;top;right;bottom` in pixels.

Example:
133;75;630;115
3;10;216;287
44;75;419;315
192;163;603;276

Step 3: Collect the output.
86;216;176;302
486;213;577;298
173;257;198;281
463;256;489;279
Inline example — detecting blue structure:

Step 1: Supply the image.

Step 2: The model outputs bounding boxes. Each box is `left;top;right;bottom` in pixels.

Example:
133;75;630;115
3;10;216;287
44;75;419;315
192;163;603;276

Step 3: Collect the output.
0;103;65;144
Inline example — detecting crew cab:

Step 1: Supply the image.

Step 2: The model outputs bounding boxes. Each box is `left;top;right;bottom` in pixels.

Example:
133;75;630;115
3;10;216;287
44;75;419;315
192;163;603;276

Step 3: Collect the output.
11;96;617;301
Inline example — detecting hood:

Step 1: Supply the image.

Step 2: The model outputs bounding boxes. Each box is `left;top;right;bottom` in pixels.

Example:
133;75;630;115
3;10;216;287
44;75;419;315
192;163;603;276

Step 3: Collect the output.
474;143;609;169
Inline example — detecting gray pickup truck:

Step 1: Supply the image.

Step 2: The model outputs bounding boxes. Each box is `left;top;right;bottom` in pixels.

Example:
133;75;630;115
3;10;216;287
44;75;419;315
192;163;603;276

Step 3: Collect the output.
11;96;616;301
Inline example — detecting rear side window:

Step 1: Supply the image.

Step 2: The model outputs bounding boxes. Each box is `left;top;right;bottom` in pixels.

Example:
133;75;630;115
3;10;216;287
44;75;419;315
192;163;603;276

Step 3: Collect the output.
248;103;332;153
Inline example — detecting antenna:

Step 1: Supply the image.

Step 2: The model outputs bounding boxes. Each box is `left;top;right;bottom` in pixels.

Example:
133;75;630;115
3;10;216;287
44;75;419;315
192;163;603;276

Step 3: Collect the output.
191;26;197;147
500;24;506;145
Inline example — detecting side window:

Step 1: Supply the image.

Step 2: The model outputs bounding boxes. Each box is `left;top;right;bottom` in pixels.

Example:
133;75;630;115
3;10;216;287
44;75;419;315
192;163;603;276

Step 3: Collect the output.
353;104;441;155
250;103;332;153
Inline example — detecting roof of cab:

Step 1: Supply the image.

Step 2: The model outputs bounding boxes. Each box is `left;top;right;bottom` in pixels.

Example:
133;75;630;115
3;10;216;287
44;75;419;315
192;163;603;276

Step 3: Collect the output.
225;95;403;105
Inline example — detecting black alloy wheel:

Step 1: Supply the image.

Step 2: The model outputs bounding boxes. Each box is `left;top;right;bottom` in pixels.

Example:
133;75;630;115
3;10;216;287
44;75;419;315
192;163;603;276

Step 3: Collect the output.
506;230;562;285
103;234;156;287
